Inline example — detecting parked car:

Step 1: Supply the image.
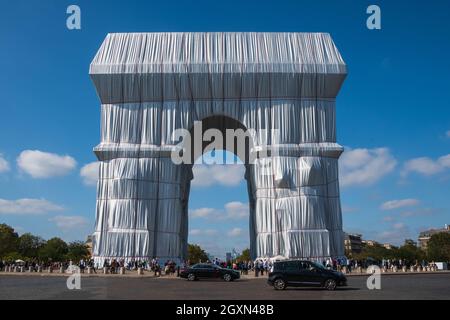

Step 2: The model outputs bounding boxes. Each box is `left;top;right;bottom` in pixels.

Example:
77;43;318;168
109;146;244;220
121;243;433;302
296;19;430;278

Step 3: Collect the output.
180;263;240;282
267;260;347;290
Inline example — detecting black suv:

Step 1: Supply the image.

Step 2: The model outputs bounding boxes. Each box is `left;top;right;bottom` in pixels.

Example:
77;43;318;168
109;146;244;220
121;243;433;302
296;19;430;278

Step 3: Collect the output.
180;263;240;282
268;260;347;290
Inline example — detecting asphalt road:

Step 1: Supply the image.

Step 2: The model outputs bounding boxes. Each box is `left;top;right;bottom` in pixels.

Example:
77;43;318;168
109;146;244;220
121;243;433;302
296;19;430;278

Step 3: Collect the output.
1;273;449;300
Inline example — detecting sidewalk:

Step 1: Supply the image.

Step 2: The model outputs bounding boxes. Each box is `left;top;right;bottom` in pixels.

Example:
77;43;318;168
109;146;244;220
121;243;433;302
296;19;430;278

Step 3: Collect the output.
1;269;449;279
0;270;169;278
239;270;450;279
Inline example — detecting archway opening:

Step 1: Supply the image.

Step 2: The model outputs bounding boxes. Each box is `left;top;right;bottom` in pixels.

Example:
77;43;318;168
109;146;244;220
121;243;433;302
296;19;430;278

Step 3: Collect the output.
185;115;255;262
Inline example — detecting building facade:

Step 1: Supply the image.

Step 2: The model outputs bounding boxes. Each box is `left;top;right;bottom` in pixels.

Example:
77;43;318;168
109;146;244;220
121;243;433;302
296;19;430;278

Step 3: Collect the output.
418;224;450;250
362;240;380;247
344;233;363;256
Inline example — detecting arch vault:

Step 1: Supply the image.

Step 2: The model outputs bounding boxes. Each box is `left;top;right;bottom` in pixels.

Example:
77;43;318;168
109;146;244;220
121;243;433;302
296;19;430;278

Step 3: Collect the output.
89;32;347;263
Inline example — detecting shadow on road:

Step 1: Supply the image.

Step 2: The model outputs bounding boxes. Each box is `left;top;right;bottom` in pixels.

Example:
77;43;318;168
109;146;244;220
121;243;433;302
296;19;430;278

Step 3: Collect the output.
284;287;360;291
180;279;252;283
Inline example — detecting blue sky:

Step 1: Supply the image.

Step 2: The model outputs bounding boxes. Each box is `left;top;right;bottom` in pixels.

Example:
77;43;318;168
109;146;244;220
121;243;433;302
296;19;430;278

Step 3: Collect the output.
0;0;449;258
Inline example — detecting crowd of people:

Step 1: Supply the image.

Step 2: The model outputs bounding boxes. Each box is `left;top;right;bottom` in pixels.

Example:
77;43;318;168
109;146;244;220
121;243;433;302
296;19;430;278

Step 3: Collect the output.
319;257;440;272
205;257;442;274
98;258;177;275
197;258;273;275
0;259;97;273
0;256;441;275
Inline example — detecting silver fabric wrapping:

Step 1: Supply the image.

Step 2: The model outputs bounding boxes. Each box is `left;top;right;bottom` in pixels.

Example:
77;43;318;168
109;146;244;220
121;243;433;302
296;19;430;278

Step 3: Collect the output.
90;32;347;264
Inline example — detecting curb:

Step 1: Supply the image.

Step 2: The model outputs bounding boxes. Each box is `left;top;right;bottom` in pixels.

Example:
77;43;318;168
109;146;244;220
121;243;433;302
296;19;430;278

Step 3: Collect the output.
1;271;449;279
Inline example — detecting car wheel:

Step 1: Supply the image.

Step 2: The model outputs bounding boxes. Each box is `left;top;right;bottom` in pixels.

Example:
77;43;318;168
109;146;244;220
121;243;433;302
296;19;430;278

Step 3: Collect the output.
324;279;337;291
273;278;286;290
223;274;232;282
187;273;196;281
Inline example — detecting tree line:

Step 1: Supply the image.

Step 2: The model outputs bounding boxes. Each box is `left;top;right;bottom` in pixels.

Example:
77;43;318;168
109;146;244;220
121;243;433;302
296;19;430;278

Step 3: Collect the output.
0;224;90;262
347;234;450;262
0;226;213;265
3;222;449;263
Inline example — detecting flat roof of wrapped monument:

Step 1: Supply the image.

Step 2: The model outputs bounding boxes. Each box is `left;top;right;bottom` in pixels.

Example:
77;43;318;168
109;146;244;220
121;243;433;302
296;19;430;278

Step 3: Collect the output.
90;32;347;103
89;32;346;75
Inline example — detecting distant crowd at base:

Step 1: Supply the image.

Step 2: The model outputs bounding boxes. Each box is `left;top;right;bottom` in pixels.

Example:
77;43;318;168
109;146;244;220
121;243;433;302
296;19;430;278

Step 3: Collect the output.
0;259;97;273
344;258;439;272
0;257;443;274
98;258;178;275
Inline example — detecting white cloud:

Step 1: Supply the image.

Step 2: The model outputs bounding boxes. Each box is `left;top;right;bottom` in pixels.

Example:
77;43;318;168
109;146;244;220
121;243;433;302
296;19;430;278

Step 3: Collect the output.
339;147;396;187
189;229;202;236
190;208;217;218
446;130;450;138
399;207;438;218
203;229;218;236
393;222;406;230
17;150;77;178
190;201;249;221
189;229;218;236
192;164;245;187
0;198;64;215
224;202;249;219
377;222;411;245
439;154;450;168
80;161;99;186
227;227;243;237
49;215;88;231
401;156;448;177
0;154;10;173
380;199;420;210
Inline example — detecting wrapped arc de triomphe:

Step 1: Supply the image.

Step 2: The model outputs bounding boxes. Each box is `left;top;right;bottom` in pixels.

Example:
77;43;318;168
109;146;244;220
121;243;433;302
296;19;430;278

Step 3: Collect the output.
89;32;347;264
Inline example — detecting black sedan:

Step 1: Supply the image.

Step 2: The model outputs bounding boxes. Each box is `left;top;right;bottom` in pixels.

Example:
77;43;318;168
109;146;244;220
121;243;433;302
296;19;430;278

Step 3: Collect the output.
268;260;347;290
180;263;240;282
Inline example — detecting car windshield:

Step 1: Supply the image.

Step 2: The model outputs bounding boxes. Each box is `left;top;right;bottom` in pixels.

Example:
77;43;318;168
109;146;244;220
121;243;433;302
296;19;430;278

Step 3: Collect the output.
192;264;220;269
310;261;326;270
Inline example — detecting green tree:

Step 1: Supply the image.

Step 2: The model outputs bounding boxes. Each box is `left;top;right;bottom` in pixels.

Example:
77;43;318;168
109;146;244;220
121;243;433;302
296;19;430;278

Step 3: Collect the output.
404;239;417;246
344;248;353;258
67;241;90;262
18;233;46;259
2;252;24;261
427;233;450;262
187;244;209;264
236;248;251;262
38;237;68;262
0;224;19;259
353;244;387;261
397;241;424;262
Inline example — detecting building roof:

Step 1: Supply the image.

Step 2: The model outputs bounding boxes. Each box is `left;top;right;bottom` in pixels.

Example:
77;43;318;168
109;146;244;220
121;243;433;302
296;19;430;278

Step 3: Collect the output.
90;32;347;75
89;32;347;104
419;226;450;238
344;233;362;239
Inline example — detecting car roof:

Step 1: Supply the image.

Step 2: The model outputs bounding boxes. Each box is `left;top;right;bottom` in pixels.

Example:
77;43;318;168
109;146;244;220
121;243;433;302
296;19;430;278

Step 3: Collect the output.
274;260;311;263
